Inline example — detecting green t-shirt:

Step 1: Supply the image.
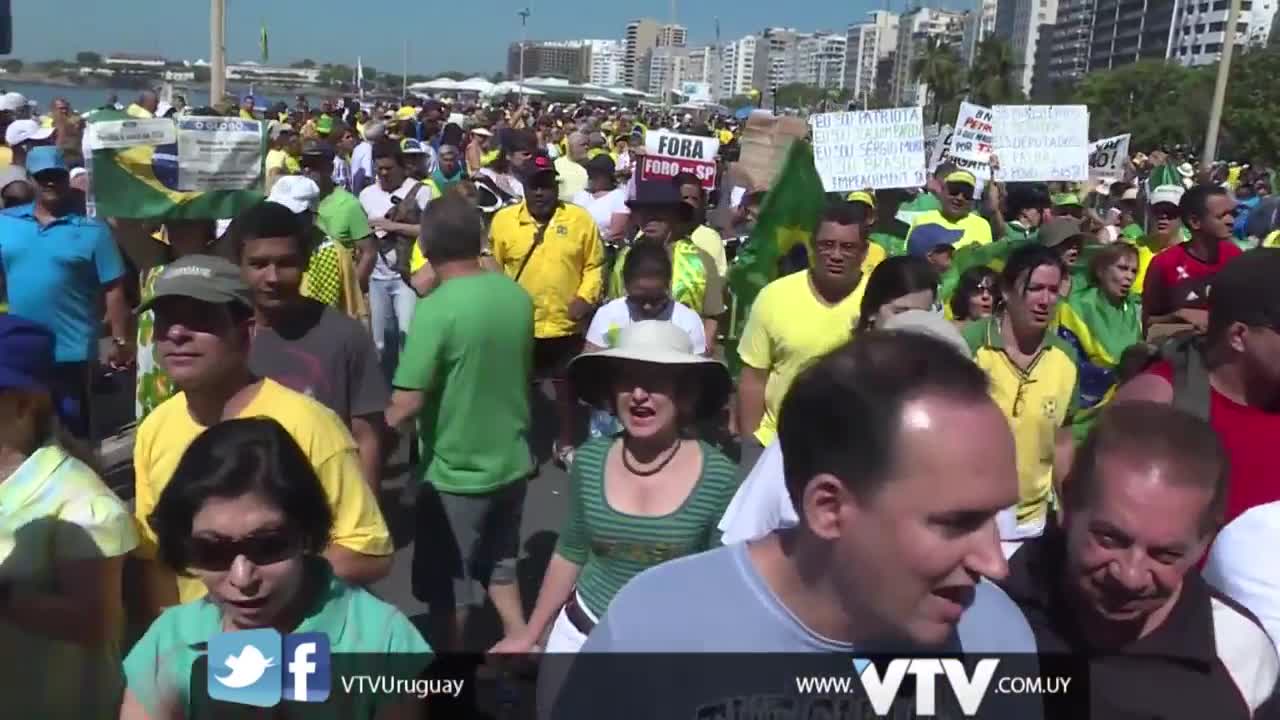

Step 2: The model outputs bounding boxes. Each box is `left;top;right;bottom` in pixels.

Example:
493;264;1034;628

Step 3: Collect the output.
556;437;740;618
1121;223;1144;242
123;560;430;719
393;272;535;493
316;188;372;250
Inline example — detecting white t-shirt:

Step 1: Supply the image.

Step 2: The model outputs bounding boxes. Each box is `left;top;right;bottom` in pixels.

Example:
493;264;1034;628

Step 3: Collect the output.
571;187;630;238
585;297;706;355
1204;501;1280;658
358;178;431;281
717;442;797;544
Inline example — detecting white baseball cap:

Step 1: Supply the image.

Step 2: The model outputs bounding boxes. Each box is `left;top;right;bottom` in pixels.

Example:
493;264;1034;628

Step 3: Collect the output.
1149;184;1185;207
267;175;321;215
4;119;53;147
0;92;27;113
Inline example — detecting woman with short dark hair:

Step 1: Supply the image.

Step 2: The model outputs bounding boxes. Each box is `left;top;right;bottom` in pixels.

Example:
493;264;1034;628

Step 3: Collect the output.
121;418;429;720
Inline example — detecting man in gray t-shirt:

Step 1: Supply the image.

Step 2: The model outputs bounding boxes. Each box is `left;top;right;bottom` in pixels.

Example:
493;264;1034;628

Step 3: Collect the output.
551;332;1049;719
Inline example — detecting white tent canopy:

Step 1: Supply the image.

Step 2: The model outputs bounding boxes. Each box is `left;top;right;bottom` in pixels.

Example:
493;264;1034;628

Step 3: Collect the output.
486;81;546;97
407;77;457;92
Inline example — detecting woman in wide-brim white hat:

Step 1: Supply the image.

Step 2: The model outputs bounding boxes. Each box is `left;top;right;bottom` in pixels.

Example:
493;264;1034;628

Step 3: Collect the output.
492;320;738;685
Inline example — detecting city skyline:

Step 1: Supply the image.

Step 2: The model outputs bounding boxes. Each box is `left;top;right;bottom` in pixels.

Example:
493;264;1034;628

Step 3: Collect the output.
11;0;974;75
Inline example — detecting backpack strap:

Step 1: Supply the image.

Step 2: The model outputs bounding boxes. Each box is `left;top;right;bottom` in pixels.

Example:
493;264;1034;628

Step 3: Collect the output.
1161;333;1211;422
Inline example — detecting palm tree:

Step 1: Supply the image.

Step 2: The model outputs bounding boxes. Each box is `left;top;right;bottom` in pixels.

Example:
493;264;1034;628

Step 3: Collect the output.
969;38;1023;106
912;38;963;123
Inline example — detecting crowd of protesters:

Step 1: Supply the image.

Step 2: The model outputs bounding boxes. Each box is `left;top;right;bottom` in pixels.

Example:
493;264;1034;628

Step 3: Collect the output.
0;85;1279;719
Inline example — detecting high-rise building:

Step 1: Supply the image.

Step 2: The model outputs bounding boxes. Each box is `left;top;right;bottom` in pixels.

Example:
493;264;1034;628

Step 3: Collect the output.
752;27;807;103
994;0;1059;94
586;39;624;86
625;18;688;90
1168;0;1270;65
646;46;689;95
798;33;848;89
685;46;720;95
506;41;591;83
962;0;1001;66
894;8;967;106
1087;0;1175;70
1032;0;1092;97
845;11;900;105
720;35;758;98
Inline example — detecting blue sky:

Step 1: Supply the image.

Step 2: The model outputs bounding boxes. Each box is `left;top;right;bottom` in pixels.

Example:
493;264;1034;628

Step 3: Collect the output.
14;0;974;75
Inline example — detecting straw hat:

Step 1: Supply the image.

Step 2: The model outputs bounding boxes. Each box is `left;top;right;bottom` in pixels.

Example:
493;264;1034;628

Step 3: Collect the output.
568;320;732;421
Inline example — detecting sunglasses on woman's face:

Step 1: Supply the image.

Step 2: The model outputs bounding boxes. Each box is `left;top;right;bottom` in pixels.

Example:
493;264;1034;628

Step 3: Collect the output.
186;530;302;571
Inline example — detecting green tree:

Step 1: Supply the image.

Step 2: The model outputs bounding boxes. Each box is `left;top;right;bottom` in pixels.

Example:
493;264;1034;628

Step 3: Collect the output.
75;51;102;66
488;71;506;83
2;59;22;74
1218;46;1280;163
290;59;317;69
912;38;963;123
968;38;1023;106
1072;60;1209;152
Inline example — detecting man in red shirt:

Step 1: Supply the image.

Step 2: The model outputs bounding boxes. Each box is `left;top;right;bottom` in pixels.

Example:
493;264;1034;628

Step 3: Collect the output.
1117;249;1280;523
1142;183;1242;333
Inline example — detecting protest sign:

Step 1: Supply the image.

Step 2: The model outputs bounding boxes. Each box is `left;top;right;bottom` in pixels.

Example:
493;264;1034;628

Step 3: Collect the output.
992;105;1090;182
809;107;926;191
734;110;810;189
948;102;994;179
177;117;266;191
640;130;720;189
924;123;953;173
88;110;265;220
85;119;176;151
1089;133;1131;180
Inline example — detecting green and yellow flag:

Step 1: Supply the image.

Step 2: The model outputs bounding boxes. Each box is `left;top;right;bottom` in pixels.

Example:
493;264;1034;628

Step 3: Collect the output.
725;140;825;372
260;24;269;63
87;110;266;220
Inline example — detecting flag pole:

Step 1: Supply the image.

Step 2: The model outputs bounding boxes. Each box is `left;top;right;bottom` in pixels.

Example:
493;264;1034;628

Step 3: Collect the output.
210;0;226;105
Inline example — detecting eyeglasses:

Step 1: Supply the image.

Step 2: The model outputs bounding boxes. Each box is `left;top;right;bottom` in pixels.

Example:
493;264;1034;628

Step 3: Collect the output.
185;530;303;571
1011;377;1039;418
944;183;974;200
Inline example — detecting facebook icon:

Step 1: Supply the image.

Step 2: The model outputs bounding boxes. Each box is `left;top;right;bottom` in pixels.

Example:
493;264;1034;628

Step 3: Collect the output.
283;632;331;702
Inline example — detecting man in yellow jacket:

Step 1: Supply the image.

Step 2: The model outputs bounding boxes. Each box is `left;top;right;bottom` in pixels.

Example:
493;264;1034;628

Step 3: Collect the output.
490;151;605;466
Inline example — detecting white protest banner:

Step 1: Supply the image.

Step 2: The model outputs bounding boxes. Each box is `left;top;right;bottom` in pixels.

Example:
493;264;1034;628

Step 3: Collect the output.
809;107;926;191
641;130;720;189
176;117;265;191
992;105;1090;182
1089;133;1131;180
84;119;177;151
949;102;994;180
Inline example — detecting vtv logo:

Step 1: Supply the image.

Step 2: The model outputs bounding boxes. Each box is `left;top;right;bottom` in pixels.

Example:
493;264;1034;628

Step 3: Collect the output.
209;629;331;707
855;658;999;717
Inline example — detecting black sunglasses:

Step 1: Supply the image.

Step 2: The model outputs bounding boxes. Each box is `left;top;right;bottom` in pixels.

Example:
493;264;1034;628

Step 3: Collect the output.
186;530;303;571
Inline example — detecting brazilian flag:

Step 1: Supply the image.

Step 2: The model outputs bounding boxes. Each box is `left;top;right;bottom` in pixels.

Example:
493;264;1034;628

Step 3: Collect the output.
87;110;265;220
725;140;825;374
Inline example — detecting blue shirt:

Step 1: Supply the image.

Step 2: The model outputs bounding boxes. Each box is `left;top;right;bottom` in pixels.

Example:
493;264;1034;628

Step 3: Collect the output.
0;204;125;362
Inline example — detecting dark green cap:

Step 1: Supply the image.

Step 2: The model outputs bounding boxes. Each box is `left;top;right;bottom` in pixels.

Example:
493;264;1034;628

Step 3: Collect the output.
136;254;253;314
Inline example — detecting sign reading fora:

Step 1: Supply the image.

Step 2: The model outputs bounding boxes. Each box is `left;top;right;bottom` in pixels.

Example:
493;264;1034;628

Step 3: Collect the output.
641;130;720;189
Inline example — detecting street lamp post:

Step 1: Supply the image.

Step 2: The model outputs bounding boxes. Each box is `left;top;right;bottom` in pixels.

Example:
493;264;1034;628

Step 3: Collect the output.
1202;0;1243;168
518;7;531;104
210;0;226;105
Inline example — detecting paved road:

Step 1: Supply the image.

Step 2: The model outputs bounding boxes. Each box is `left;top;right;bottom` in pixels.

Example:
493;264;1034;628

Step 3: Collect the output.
96;365;572;653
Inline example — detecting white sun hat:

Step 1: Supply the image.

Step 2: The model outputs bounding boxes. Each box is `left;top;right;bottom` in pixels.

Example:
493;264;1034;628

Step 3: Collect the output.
568;319;731;420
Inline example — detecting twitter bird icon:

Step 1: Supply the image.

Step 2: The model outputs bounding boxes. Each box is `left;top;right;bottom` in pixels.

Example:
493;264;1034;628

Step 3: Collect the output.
208;629;283;707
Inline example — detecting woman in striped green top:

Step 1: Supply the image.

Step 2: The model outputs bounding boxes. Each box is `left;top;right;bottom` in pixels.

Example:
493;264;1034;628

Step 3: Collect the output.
491;320;737;659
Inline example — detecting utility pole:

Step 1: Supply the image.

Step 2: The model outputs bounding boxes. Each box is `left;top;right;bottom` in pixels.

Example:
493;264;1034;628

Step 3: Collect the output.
1202;0;1242;167
518;5;531;103
210;0;226;105
402;39;408;101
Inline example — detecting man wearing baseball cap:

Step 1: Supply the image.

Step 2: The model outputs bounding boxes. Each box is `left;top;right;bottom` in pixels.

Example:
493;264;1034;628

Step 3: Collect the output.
905;169;994;261
1127;184;1185;297
130;254;392;620
0;146;132;439
490;149;604;467
4;118;53;169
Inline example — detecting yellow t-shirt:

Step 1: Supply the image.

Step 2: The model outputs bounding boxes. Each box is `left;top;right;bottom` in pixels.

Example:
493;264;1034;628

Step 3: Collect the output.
964;316;1079;534
905;209;994;250
739;269;871;445
689;225;729;278
266;148;301;174
0;145;12;167
132;379;393;603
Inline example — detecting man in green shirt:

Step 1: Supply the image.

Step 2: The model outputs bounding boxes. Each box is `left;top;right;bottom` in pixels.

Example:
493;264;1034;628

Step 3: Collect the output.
385;193;535;652
301;139;377;290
